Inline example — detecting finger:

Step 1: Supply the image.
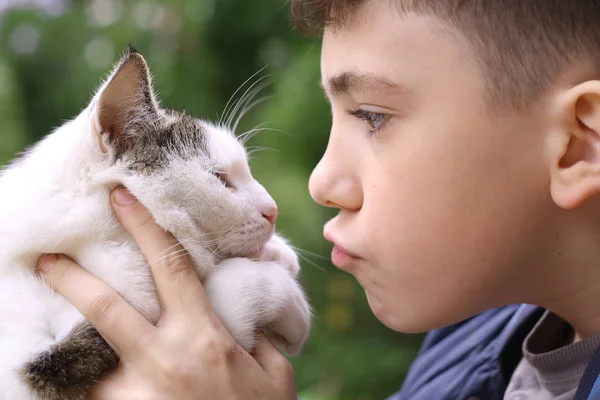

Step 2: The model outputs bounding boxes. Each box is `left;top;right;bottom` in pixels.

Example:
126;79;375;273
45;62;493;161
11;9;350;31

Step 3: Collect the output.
110;187;210;313
38;254;154;359
251;332;294;379
88;366;129;400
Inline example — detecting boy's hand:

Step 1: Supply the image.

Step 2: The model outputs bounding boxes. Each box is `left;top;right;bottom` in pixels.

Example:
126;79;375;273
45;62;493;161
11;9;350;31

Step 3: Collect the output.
36;187;297;400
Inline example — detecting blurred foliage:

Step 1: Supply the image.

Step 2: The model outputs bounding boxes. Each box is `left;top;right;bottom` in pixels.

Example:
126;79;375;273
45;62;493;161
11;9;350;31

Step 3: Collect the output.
0;1;423;399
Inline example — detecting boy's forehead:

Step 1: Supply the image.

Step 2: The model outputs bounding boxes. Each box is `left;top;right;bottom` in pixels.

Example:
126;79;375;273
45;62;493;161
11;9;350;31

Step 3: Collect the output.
320;10;477;97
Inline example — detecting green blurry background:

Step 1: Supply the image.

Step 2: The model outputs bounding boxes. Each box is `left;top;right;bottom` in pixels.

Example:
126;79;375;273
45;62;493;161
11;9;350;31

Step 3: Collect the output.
0;1;423;399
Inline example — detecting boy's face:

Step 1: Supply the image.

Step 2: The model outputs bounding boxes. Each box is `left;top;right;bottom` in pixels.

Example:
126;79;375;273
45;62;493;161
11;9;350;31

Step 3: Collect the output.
309;4;556;332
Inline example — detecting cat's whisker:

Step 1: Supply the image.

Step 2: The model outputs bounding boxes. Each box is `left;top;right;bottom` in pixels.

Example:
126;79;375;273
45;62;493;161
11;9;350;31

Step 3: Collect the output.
232;94;274;134
292;246;331;261
152;233;233;266
155;231;233;261
201;229;239;259
228;74;272;129
247;120;271;134
154;249;193;269
226;75;272;127
296;252;328;273
240;130;264;147
225;74;272;131
154;241;190;259
237;121;271;143
240;127;295;146
50;232;67;253
152;229;240;267
246;147;277;159
152;246;192;266
151;234;239;269
154;233;217;259
207;235;236;263
219;66;268;127
247;154;265;164
195;232;240;251
228;91;270;135
247;150;261;159
204;226;240;238
246;145;278;153
213;234;236;252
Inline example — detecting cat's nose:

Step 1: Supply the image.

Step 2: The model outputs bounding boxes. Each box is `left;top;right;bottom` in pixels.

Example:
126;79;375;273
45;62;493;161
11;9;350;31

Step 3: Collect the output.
262;205;278;227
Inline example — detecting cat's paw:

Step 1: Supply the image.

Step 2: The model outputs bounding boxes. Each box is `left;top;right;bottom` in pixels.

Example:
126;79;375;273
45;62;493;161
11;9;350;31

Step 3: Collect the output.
264;281;311;356
206;257;311;356
259;234;300;278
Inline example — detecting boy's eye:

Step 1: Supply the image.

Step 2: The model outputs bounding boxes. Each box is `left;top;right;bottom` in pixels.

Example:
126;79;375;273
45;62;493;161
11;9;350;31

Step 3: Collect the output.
346;108;390;135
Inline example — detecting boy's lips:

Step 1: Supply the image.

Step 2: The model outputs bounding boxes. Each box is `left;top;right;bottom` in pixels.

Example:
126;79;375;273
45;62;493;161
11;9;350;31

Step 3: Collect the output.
324;230;361;269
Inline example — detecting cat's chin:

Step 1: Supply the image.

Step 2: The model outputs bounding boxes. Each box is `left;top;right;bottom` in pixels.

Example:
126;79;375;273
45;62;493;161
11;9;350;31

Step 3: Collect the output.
246;250;261;260
224;245;268;260
220;235;273;261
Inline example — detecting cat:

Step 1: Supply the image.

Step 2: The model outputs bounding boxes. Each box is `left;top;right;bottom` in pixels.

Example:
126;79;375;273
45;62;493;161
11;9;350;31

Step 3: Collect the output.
0;45;312;400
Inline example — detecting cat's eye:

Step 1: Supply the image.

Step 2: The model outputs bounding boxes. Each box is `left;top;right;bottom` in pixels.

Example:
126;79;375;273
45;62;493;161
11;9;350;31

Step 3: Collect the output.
346;108;391;135
214;171;230;188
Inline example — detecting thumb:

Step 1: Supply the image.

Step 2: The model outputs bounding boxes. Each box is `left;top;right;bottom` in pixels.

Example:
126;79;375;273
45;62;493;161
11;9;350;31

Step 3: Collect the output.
252;332;294;379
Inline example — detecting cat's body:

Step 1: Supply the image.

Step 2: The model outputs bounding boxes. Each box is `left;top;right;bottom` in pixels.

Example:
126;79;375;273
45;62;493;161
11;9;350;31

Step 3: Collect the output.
0;47;311;399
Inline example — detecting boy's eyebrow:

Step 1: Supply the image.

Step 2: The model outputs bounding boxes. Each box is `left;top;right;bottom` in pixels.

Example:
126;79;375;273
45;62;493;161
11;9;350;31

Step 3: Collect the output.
320;71;405;96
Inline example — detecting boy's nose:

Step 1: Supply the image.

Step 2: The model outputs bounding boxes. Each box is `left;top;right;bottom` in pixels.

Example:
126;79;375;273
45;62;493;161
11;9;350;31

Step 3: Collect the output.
309;155;363;211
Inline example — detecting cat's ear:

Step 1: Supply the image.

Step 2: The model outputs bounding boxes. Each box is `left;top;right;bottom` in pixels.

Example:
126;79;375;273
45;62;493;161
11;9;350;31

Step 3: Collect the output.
92;45;159;151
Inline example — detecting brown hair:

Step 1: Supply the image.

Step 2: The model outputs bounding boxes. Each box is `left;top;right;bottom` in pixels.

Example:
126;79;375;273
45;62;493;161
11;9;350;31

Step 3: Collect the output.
290;0;600;110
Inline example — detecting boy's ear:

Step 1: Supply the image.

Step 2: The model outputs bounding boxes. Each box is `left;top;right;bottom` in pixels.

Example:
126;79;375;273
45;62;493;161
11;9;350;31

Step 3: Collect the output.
550;81;600;209
92;45;159;153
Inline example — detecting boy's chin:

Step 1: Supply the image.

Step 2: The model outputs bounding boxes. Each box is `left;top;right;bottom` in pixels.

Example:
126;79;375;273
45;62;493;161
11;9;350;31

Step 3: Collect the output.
366;291;420;333
366;290;462;334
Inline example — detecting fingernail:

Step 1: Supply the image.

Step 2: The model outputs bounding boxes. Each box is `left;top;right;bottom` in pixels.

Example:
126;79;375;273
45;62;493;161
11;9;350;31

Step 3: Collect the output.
38;254;58;273
113;188;137;206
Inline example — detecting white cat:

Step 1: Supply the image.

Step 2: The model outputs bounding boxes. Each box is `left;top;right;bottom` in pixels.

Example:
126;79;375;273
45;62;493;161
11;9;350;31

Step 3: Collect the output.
0;45;311;400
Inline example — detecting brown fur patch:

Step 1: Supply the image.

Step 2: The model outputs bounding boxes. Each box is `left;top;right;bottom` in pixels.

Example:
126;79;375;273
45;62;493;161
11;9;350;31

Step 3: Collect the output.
20;322;118;400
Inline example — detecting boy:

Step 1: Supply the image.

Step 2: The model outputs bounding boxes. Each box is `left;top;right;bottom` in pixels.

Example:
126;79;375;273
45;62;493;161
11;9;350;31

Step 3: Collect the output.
34;0;600;399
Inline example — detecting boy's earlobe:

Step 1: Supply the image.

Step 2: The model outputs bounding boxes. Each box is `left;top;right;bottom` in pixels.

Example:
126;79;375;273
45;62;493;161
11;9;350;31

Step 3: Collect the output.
550;82;600;209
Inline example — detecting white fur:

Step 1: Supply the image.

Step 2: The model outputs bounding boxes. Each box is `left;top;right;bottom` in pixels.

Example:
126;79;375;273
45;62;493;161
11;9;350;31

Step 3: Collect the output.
0;52;311;399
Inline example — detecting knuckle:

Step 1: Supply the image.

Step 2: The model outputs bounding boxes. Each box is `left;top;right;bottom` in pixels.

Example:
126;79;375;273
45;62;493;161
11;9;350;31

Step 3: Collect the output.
51;259;72;286
134;211;155;230
88;292;119;321
199;333;238;365
219;340;239;358
276;356;295;378
46;255;78;287
167;252;192;275
161;356;195;382
155;247;193;278
214;336;238;358
131;330;153;354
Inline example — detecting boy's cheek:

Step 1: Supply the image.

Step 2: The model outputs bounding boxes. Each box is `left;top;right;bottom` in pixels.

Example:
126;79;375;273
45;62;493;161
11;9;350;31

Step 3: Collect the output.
351;209;500;333
350;170;537;332
356;225;524;334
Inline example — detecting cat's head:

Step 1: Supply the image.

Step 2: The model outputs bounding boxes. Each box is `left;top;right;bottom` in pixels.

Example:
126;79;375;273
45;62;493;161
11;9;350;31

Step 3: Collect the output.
88;45;277;260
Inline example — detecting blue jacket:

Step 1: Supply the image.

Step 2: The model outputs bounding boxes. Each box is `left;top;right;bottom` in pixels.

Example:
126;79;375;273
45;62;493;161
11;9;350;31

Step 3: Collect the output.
386;304;600;400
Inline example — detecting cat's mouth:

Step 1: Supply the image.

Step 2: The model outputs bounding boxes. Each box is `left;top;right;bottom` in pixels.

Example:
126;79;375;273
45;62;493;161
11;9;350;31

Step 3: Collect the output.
212;225;274;259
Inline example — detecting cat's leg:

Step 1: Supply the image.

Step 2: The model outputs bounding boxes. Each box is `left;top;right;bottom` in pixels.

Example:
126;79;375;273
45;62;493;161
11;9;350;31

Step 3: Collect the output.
20;321;117;400
204;257;311;355
0;272;117;400
258;232;300;277
256;233;313;355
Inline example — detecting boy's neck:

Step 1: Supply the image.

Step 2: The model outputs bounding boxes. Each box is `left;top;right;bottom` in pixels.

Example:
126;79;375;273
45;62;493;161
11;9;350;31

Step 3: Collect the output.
533;205;600;339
